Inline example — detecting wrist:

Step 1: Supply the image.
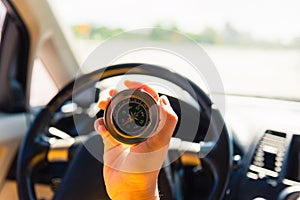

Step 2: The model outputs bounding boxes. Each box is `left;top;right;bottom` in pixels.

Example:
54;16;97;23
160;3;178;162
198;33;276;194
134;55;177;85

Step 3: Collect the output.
110;184;160;200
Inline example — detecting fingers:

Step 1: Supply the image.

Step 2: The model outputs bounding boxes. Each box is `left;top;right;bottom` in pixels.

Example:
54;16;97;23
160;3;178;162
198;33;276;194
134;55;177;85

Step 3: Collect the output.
97;88;118;110
98;80;158;110
141;95;178;151
124;80;159;101
94;118;124;151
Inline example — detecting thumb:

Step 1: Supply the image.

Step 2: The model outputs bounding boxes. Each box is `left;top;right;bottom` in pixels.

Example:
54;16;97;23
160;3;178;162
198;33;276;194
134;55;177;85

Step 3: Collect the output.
94;118;124;151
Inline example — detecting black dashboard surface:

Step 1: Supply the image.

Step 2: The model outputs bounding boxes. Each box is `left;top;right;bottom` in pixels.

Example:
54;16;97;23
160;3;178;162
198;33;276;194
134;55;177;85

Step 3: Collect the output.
224;95;300;199
23;93;300;200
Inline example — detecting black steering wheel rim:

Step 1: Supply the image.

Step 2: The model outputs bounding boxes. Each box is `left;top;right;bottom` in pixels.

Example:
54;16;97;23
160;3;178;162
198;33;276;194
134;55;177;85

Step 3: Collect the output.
17;63;232;200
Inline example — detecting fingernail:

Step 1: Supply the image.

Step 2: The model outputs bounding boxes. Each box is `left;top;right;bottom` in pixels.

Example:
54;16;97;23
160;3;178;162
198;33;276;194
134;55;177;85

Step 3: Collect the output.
94;120;101;132
109;90;114;96
161;95;169;106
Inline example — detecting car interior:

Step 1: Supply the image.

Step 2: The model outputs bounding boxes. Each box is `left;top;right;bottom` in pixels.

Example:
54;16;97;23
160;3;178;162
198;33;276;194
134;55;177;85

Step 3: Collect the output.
0;0;300;200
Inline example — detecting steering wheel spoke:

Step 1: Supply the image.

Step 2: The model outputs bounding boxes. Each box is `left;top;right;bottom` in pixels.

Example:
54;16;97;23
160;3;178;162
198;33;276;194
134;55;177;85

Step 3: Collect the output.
47;135;89;162
47;137;75;162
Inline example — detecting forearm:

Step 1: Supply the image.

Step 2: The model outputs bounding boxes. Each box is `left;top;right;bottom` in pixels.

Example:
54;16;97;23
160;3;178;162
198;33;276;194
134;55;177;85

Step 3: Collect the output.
104;166;160;200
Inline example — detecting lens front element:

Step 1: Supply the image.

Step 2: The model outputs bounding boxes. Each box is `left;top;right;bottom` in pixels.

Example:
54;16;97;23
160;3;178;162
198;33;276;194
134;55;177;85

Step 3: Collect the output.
104;89;159;144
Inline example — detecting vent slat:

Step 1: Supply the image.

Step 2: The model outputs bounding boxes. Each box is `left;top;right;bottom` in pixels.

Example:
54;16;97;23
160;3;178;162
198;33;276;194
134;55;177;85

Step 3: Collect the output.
247;130;286;180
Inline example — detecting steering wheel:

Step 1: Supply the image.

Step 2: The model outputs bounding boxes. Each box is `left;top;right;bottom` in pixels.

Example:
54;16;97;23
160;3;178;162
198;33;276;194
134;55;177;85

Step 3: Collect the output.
17;63;232;200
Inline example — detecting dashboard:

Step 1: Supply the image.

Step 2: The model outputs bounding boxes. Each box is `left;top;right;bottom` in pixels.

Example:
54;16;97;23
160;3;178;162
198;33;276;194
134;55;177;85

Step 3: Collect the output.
225;95;300;200
8;81;300;200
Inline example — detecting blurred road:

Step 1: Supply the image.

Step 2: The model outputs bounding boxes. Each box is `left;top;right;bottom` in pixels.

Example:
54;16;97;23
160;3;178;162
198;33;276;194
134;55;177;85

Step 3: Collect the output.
73;39;300;100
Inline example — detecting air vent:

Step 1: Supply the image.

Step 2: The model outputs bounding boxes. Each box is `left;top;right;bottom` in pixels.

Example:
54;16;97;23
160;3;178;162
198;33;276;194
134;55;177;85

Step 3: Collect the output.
248;130;286;179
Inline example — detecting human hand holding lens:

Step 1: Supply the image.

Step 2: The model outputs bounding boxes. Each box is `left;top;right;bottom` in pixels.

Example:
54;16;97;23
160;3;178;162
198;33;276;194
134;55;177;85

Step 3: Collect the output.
94;80;178;200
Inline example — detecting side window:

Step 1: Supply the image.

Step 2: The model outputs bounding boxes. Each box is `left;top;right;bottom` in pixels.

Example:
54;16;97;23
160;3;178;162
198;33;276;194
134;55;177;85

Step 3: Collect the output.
0;1;6;43
30;58;58;107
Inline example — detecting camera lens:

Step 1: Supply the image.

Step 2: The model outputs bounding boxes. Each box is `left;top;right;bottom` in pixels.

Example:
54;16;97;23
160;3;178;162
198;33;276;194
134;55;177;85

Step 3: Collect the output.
104;89;159;144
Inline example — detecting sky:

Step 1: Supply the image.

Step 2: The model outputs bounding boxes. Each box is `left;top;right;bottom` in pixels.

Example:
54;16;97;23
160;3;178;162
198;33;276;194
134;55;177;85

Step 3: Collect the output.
49;0;300;43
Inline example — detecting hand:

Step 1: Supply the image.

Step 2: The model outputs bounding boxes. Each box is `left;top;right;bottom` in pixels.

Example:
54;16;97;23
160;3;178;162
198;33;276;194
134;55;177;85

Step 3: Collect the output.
94;80;178;200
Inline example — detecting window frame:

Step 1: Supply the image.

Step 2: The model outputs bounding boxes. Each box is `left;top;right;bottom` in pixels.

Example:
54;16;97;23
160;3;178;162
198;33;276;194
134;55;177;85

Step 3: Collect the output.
0;0;30;113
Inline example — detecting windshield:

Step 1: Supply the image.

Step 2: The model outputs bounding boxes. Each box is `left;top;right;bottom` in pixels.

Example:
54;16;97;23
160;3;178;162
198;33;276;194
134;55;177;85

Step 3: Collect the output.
48;0;300;101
